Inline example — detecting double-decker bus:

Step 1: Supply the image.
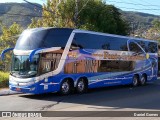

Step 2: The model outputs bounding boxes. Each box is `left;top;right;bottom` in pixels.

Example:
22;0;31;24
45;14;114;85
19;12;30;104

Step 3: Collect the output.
1;28;158;94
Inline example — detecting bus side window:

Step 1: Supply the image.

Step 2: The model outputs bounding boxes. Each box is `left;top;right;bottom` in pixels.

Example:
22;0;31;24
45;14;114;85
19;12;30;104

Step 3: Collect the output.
70;38;83;51
148;42;158;53
137;41;147;52
40;53;53;74
42;61;51;72
129;42;143;53
102;43;110;50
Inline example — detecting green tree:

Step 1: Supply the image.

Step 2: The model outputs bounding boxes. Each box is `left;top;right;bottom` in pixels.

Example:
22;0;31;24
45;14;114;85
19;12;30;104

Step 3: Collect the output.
29;0;129;35
0;22;23;71
152;19;160;31
144;19;160;41
28;0;75;28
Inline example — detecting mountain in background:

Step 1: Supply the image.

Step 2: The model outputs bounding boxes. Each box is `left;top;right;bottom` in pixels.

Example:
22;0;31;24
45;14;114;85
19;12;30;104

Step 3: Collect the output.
0;3;42;33
122;11;160;34
0;3;160;34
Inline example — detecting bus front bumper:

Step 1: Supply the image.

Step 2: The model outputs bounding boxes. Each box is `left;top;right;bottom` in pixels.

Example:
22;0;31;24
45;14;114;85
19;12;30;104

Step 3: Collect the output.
9;80;59;94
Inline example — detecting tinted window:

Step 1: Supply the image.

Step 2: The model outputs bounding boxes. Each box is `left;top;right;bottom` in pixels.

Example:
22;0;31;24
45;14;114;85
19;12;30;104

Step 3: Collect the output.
73;33;105;49
137;40;157;53
98;60;134;72
73;33;128;51
15;28;73;50
40;53;62;74
148;42;158;53
103;36;128;51
137;41;148;52
15;29;47;50
44;29;73;48
129;42;143;53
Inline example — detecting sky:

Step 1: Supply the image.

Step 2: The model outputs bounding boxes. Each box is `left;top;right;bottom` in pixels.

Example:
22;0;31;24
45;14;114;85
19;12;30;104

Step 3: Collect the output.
1;0;160;16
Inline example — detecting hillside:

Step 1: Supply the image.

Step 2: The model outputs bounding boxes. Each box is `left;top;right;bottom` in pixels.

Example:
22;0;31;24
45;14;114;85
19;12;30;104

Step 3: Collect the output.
0;3;160;34
0;3;42;34
122;11;160;32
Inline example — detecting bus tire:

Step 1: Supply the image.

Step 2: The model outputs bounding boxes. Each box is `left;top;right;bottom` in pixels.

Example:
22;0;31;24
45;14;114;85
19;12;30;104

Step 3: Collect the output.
60;79;71;95
76;78;88;93
139;74;147;86
132;75;139;87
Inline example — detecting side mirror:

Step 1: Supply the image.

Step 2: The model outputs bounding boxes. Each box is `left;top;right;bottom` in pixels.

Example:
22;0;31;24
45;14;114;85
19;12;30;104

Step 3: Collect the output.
1;48;14;61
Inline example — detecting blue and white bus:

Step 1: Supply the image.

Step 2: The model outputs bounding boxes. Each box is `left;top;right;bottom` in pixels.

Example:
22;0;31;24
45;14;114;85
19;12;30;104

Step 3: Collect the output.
1;28;158;94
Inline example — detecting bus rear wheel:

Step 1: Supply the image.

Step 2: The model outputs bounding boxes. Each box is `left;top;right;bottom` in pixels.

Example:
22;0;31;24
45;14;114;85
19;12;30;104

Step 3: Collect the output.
132;75;139;87
139;74;147;86
60;79;71;95
76;78;87;93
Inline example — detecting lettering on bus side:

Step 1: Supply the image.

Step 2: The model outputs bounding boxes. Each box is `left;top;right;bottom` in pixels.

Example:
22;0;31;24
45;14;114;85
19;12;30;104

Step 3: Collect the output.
92;52;146;61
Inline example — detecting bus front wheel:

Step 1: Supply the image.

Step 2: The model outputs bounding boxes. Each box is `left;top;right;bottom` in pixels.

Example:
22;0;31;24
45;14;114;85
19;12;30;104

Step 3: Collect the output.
76;78;88;93
60;79;71;95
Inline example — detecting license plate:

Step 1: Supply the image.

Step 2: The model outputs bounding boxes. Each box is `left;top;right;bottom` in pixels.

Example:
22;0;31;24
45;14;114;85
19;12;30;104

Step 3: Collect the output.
16;88;21;91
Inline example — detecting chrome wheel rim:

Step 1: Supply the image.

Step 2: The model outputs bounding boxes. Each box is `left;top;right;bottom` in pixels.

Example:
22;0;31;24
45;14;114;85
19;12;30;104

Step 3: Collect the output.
133;77;138;86
77;81;85;92
141;77;145;85
61;82;69;93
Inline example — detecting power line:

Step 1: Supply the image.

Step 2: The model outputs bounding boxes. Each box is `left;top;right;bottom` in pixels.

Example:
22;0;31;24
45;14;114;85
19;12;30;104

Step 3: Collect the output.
74;0;90;27
114;6;160;11
39;0;47;2
107;0;160;7
74;0;79;27
130;0;160;15
23;0;55;15
139;0;160;8
77;0;90;15
23;0;62;27
107;0;160;15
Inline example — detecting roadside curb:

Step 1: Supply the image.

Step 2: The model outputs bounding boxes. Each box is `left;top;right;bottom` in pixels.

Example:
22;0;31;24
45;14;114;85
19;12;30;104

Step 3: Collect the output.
0;88;21;96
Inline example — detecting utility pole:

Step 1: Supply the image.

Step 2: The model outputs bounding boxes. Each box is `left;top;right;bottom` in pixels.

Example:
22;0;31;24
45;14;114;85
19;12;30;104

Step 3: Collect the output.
130;22;135;37
74;0;79;28
55;0;62;27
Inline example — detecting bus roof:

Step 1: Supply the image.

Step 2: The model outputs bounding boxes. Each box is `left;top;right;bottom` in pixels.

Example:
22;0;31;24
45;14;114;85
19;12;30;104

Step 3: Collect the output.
24;27;157;43
25;27;74;32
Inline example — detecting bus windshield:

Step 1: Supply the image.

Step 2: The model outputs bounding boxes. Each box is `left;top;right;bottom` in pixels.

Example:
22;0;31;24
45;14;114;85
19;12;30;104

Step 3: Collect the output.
15;28;73;50
11;55;39;78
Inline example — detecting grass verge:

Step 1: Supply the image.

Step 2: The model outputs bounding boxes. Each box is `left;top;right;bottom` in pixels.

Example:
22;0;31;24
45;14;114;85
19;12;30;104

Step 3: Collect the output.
0;71;9;88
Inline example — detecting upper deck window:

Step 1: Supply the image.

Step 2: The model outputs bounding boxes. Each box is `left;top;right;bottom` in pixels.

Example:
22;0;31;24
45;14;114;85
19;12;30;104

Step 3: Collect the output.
73;33;128;51
15;28;73;50
129;42;143;53
137;40;158;53
43;29;72;48
15;29;47;50
73;33;158;53
148;42;158;53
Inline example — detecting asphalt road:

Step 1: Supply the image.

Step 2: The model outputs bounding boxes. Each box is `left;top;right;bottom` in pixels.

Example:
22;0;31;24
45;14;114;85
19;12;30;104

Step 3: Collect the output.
1;80;160;120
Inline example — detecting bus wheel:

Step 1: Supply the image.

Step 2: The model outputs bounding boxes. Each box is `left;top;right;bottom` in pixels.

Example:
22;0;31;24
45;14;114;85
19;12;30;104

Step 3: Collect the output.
132;75;139;87
60;79;71;95
76;78;88;93
139;74;147;86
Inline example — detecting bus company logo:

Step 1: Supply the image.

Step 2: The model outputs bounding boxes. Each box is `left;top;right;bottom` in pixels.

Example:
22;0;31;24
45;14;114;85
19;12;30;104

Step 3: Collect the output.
2;112;11;117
